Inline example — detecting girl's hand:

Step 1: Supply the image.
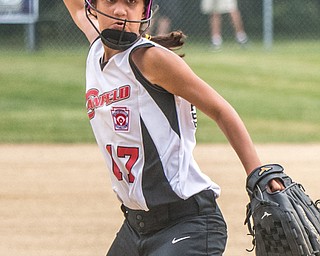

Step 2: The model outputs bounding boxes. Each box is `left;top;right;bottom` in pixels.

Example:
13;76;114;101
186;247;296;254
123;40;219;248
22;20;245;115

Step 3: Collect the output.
268;179;285;192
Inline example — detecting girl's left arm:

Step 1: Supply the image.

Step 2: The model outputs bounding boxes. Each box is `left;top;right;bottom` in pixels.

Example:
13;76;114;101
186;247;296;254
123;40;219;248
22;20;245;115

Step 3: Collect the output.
133;46;261;175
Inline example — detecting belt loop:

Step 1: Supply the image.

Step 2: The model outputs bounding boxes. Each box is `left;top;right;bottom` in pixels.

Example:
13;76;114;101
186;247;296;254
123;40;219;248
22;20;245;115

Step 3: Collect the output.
194;190;216;214
121;204;128;218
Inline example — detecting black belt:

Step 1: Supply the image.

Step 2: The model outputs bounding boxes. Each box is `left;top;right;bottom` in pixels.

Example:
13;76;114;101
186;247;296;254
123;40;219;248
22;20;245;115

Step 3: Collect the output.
121;190;216;235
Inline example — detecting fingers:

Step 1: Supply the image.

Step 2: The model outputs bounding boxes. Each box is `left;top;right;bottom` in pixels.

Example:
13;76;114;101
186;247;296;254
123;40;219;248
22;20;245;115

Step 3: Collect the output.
268;179;285;193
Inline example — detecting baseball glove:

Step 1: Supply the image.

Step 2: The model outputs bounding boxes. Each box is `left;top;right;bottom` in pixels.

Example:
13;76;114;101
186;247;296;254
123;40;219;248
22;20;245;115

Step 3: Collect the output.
244;164;320;256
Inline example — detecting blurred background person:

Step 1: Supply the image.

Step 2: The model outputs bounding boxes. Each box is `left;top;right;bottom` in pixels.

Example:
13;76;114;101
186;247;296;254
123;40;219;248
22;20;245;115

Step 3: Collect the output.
151;0;182;35
201;0;248;49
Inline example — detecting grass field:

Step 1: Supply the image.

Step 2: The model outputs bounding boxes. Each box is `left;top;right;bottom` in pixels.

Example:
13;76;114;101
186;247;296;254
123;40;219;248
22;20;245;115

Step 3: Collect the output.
0;41;319;143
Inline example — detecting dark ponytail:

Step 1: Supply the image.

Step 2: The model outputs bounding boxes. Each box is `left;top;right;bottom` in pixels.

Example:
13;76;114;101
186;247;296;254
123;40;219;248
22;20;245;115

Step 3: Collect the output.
144;30;186;57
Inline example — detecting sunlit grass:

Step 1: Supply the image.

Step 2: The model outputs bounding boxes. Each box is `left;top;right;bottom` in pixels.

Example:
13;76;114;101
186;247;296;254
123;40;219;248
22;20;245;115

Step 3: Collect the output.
0;41;319;143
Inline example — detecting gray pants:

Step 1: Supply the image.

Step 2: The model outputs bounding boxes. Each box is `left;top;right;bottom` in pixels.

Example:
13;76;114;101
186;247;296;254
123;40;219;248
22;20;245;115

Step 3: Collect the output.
107;190;228;256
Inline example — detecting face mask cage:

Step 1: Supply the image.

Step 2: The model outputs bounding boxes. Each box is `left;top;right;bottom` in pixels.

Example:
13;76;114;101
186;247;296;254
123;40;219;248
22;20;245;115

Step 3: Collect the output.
84;0;153;50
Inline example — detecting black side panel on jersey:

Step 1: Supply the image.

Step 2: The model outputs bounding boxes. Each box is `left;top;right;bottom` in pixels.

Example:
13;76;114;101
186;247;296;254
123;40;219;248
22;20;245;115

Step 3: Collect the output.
140;118;181;208
129;44;181;138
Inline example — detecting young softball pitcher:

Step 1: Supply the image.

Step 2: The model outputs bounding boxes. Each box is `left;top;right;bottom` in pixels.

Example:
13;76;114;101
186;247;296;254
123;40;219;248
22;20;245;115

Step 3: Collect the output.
63;0;283;255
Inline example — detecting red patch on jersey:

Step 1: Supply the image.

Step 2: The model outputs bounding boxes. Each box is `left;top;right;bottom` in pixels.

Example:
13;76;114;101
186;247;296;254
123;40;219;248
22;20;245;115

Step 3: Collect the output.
111;107;130;132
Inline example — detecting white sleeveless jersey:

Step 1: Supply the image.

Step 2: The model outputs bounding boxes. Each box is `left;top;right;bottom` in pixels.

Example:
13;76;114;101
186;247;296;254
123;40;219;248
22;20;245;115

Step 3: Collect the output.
85;38;221;210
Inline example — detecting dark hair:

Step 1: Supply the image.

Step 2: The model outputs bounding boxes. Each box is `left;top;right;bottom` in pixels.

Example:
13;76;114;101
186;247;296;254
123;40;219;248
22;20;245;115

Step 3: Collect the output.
145;31;186;57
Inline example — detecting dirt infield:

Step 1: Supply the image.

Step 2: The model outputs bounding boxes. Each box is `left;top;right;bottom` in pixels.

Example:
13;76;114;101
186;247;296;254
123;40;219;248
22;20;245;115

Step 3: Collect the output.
1;144;319;256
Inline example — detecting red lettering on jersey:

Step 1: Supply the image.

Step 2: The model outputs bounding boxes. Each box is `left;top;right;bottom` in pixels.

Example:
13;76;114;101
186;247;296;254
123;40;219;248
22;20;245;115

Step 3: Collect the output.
86;85;131;120
86;89;99;119
119;85;130;99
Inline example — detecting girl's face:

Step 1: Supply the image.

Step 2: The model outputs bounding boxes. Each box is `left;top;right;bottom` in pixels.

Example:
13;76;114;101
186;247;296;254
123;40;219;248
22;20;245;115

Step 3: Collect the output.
95;0;146;34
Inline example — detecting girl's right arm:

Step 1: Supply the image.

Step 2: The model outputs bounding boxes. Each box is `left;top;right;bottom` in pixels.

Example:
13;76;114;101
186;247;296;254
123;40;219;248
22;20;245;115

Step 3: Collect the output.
63;0;99;44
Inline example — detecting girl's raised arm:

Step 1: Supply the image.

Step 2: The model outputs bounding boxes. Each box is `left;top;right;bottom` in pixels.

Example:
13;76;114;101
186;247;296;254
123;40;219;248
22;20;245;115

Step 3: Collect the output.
63;0;98;44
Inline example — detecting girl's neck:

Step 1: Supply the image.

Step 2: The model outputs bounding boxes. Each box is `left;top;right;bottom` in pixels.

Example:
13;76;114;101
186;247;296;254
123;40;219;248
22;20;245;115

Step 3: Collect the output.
103;46;121;62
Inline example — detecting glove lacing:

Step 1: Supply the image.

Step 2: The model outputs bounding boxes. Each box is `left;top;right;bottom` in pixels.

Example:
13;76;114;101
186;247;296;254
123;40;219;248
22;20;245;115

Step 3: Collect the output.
244;185;280;253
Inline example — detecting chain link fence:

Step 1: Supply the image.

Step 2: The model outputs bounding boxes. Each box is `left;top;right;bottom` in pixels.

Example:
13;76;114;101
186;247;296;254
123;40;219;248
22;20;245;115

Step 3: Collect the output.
0;0;319;52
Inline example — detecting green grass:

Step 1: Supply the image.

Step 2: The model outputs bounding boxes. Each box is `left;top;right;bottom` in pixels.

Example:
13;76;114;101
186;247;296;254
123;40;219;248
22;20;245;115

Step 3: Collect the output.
0;50;94;143
184;41;320;143
0;41;319;143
